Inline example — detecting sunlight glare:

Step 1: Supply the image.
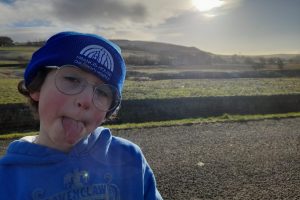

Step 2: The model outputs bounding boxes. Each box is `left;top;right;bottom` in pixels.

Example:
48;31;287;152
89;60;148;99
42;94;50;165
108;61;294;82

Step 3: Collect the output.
192;0;225;12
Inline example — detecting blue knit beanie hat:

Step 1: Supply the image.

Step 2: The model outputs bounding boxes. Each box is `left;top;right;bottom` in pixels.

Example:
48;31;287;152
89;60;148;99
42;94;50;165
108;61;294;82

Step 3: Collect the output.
24;31;126;95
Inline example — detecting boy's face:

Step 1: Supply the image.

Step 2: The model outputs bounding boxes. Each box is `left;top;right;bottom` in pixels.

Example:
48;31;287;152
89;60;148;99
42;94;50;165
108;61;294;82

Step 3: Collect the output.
30;67;107;152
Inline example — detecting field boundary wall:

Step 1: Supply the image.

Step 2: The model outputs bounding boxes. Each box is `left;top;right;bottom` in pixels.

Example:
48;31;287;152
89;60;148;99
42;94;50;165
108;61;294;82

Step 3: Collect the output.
1;94;300;133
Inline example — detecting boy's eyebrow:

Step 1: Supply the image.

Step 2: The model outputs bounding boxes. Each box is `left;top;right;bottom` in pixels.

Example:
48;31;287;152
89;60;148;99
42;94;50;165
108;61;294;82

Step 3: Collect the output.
50;65;105;85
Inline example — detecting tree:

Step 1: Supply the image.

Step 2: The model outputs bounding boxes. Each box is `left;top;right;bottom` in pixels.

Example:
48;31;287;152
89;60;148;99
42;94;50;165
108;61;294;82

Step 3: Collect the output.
0;36;14;46
276;58;284;70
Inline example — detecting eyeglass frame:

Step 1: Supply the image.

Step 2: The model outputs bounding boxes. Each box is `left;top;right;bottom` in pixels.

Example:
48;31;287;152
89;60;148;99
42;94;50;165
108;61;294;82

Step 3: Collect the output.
45;65;121;112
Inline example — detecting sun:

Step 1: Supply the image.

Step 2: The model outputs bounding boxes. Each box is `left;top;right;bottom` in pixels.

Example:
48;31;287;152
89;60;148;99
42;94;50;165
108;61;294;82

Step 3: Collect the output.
192;0;225;12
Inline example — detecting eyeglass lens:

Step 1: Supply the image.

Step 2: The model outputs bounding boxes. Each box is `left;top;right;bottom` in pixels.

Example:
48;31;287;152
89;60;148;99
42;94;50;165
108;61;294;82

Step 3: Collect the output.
54;66;120;111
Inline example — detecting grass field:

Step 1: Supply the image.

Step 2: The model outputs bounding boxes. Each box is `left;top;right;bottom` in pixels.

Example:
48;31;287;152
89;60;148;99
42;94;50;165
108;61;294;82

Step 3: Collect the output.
0;66;24;78
1;77;300;104
0;46;36;60
0;46;37;67
123;78;300;99
0;78;25;104
0;46;38;52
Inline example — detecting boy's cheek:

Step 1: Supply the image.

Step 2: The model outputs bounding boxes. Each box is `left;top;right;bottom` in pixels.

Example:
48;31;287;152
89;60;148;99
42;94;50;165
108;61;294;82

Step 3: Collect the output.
87;110;106;128
39;92;68;115
92;112;106;126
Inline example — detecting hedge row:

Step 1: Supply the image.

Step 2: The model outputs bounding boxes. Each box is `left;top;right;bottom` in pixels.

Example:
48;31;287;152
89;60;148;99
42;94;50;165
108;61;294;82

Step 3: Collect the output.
1;94;300;133
0;103;38;133
127;69;300;80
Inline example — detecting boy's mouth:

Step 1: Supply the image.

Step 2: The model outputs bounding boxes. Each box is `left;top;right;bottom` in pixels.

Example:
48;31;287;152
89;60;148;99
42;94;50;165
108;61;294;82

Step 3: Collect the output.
62;116;84;144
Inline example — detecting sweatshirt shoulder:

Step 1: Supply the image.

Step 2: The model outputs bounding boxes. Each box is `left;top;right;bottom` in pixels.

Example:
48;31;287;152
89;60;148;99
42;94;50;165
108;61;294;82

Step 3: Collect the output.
87;128;145;166
105;135;145;165
91;127;143;155
110;136;143;156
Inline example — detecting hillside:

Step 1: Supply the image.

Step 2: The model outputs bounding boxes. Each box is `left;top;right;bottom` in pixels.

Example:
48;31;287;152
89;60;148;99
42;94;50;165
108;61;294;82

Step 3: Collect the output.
1;40;300;68
111;40;300;68
112;40;214;66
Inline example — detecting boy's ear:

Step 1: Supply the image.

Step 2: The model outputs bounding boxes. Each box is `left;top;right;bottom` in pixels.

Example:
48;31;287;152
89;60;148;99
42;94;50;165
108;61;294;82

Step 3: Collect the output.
30;91;40;101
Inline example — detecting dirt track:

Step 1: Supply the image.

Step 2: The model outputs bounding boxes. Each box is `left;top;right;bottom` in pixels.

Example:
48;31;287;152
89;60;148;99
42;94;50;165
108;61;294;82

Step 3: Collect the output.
1;118;299;199
114;118;300;200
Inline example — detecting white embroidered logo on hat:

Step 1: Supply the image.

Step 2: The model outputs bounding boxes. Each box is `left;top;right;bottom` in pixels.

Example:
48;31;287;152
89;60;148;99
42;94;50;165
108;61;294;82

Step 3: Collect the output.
79;45;114;72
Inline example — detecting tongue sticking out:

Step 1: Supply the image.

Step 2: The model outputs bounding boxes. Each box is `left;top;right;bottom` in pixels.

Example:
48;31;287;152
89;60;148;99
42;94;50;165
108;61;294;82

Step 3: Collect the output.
62;117;84;144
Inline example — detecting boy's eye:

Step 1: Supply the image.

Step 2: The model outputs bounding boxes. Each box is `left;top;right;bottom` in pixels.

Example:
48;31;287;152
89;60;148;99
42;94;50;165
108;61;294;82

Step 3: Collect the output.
95;88;109;98
58;75;83;92
63;76;81;83
94;87;113;107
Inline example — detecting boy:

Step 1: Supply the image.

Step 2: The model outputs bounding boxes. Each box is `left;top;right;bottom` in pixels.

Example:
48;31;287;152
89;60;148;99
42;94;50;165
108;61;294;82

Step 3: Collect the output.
0;31;163;199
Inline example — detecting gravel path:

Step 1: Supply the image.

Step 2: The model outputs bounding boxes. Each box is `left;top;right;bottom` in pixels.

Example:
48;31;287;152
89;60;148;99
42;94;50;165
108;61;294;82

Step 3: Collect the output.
1;118;299;199
114;118;300;200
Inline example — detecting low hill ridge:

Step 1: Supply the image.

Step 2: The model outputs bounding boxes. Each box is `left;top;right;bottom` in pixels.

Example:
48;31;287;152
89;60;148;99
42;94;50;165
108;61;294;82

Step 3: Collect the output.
112;39;213;66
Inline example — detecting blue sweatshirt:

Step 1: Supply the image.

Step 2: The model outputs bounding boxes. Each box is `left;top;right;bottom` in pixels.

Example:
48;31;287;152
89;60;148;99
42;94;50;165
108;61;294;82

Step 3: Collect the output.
0;127;163;200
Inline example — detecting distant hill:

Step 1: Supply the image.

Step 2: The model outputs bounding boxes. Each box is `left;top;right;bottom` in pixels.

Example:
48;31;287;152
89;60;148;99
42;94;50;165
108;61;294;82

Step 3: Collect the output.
112;40;300;67
112;40;214;66
3;39;300;67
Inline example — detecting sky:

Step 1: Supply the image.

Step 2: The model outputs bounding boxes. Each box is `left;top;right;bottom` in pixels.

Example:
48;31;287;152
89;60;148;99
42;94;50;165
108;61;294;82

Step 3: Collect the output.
0;0;299;55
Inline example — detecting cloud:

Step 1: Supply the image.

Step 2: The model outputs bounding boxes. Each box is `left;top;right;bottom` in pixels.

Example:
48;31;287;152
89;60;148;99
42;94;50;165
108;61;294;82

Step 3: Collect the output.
188;0;242;18
0;0;192;42
0;0;244;51
1;0;299;54
51;0;147;24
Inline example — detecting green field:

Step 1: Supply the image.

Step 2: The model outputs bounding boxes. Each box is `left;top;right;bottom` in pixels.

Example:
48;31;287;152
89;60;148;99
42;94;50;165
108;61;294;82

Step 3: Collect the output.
1;77;300;104
0;79;25;104
0;46;36;60
127;62;300;73
0;46;37;67
0;66;24;78
0;46;38;52
123;78;300;99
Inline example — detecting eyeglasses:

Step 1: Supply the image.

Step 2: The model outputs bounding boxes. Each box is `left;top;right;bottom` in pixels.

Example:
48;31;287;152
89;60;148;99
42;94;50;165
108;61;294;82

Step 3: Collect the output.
46;65;121;112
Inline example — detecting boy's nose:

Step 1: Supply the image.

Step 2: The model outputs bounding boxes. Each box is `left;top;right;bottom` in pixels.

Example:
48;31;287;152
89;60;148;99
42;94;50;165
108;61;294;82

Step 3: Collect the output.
75;86;94;110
